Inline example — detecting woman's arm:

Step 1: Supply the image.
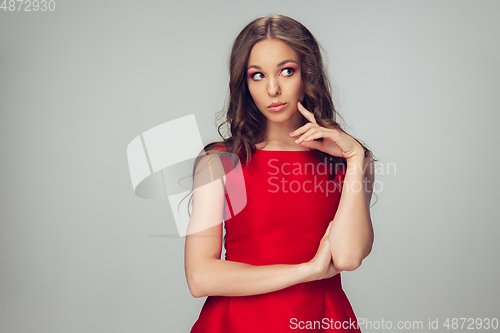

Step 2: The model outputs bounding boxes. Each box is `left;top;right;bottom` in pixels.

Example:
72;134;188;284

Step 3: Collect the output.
184;152;337;298
185;226;317;298
288;101;375;272
328;150;375;271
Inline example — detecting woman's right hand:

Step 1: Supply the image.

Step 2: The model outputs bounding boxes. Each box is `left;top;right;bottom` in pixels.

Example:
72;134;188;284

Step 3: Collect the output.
307;221;342;281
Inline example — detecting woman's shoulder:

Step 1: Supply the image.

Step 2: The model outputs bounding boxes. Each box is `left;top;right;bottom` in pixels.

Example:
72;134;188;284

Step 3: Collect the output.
203;143;229;153
205;144;245;157
202;144;235;168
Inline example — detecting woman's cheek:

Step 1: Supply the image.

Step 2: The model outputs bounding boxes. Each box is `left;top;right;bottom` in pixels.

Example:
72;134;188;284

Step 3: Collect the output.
292;84;304;102
248;85;265;110
247;85;258;103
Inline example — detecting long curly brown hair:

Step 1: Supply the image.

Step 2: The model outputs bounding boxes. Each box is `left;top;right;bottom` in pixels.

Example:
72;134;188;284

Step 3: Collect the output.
209;14;376;162
181;14;378;221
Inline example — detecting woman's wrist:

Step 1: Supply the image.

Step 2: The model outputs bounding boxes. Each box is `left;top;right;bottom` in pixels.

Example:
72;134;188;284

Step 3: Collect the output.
345;148;366;165
299;261;319;283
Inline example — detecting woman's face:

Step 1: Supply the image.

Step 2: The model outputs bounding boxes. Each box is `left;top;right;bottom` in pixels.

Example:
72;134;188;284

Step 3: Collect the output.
246;39;305;125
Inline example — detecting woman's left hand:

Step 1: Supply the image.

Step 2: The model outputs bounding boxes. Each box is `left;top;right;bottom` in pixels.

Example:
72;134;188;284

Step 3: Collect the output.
290;101;364;162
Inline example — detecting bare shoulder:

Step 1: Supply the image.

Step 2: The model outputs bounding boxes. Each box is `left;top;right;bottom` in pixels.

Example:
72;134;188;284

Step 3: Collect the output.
187;150;227;236
193;150;227;188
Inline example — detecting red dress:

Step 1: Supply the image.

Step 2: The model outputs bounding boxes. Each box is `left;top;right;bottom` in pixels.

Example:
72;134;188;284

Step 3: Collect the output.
190;147;362;332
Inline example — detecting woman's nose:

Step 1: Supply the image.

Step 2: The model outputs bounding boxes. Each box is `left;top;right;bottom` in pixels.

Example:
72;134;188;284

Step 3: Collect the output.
267;77;281;96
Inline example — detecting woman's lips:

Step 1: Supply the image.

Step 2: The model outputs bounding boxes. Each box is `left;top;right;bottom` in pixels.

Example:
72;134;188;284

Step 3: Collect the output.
268;103;287;112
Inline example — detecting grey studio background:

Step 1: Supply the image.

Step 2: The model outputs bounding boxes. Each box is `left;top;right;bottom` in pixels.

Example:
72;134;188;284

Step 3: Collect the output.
1;1;499;332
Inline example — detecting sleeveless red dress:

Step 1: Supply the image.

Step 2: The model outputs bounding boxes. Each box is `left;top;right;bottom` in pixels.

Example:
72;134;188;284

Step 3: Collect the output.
190;147;362;332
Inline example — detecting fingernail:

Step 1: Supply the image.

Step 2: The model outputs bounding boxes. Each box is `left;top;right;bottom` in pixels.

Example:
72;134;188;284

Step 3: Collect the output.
290;132;294;136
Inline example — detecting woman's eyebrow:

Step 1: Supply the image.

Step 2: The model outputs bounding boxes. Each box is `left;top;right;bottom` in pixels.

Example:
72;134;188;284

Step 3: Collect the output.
247;59;298;70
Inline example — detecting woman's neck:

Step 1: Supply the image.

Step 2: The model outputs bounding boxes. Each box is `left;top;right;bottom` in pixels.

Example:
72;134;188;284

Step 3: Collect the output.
258;113;307;150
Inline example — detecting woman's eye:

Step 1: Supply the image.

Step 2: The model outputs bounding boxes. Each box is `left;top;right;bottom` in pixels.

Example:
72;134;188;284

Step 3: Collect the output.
281;67;295;76
251;73;265;81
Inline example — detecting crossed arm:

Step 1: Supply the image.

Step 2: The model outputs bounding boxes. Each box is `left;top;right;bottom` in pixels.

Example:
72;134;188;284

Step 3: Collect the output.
184;150;374;298
184;151;327;298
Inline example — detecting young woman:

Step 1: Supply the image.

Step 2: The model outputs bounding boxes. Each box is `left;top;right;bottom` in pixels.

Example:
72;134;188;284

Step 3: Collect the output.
184;14;376;333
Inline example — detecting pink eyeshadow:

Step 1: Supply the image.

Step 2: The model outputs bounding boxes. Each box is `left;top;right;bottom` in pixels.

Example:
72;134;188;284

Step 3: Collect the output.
247;70;257;78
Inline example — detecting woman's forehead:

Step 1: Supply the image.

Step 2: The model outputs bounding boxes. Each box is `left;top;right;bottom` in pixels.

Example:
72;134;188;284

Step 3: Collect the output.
247;39;300;67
